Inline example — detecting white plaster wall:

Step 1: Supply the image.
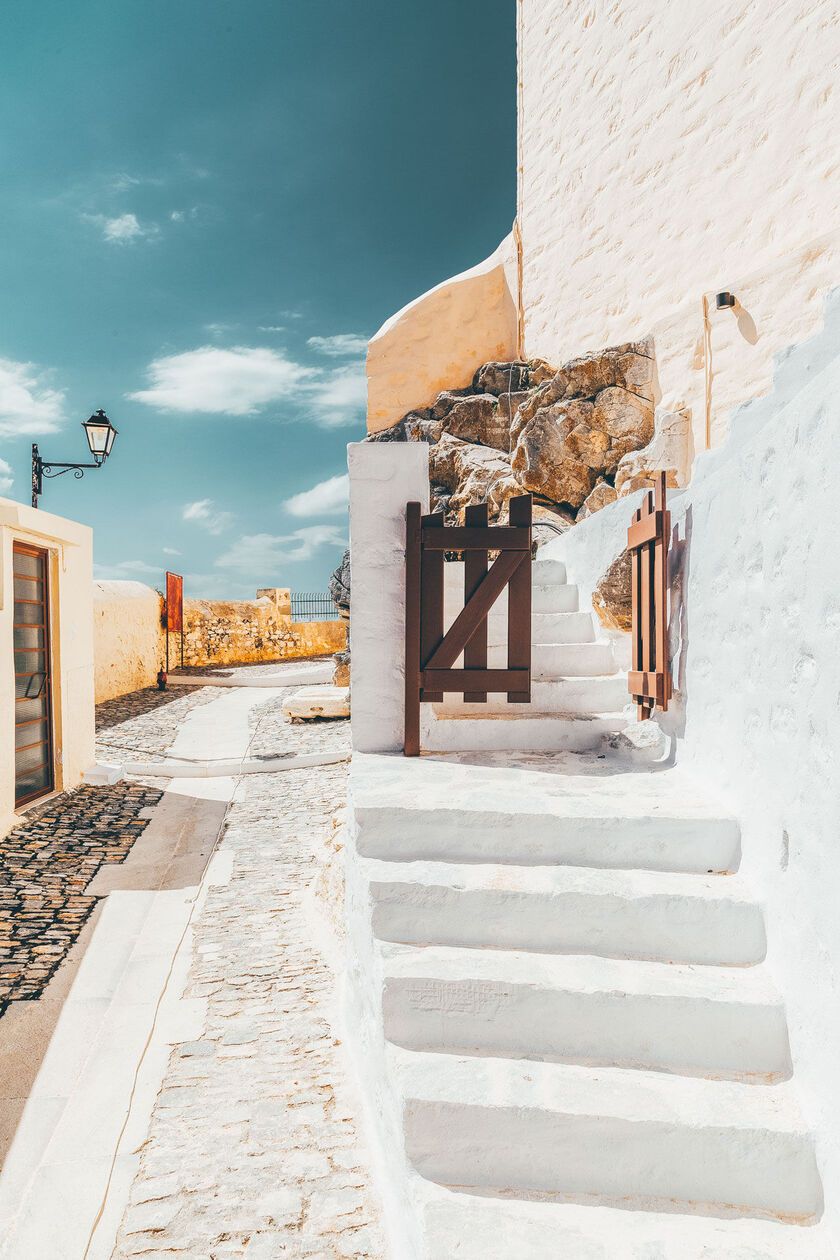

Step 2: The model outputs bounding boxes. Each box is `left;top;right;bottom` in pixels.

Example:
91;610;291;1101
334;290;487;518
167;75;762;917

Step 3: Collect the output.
546;293;840;1242
348;441;430;752
366;234;519;434
518;0;840;454
0;500;95;837
93;579;164;703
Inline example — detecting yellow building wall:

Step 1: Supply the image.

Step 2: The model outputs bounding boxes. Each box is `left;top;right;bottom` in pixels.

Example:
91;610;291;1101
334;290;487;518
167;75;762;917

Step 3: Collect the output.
517;0;840;452
0;499;95;838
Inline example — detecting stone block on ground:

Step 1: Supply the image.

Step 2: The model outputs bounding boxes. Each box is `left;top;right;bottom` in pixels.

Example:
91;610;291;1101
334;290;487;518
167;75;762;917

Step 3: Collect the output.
282;686;350;722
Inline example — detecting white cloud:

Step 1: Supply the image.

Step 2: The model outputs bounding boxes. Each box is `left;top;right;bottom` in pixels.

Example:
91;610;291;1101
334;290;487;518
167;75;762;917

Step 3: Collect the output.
257;325;285;333
87;212;158;244
306;362;367;428
129;345;312;414
170;206;199;223
283;473;348;518
182;499;234;535
0;457;13;494
215;524;346;572
94;558;159;579
0;358;65;437
307;333;368;357
162;546;181;556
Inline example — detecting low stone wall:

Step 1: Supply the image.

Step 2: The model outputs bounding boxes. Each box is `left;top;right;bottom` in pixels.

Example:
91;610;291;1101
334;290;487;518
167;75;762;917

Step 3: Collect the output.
93;581;346;702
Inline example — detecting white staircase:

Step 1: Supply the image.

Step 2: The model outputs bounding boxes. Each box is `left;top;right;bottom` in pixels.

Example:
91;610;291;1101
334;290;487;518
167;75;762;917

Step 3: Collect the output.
424;557;630;752
347;750;832;1259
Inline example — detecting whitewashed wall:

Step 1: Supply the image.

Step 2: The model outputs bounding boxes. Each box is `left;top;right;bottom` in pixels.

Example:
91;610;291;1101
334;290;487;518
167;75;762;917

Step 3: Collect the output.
518;0;840;452
545;293;840;1239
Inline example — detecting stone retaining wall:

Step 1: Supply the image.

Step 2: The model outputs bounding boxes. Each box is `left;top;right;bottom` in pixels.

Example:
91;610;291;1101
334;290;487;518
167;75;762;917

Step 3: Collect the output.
93;581;345;702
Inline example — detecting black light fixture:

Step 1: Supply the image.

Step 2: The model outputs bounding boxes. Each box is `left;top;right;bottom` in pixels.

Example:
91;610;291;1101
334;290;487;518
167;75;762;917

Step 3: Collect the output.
31;409;119;508
715;291;736;309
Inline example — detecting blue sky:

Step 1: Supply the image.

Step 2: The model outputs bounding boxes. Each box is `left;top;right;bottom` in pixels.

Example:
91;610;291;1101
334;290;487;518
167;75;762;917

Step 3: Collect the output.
0;0;515;596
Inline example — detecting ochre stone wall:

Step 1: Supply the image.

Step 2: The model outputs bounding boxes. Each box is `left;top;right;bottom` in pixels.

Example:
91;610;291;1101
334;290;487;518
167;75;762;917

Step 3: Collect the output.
93;581;345;701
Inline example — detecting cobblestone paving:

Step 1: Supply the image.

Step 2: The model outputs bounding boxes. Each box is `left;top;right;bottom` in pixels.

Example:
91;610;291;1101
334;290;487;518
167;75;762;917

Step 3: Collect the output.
96;686;216;762
0;782;162;1014
113;701;385;1259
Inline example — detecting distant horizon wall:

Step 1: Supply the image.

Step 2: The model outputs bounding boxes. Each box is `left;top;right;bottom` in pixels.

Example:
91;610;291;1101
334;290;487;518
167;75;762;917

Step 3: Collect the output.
517;0;840;456
93;580;345;702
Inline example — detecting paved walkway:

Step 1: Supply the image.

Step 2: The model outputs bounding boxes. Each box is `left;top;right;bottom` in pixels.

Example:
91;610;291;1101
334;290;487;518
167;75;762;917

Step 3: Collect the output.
111;693;385;1258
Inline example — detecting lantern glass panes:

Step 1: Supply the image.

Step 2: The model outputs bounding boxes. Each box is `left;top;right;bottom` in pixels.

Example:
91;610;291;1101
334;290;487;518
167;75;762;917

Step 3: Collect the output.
82;410;118;459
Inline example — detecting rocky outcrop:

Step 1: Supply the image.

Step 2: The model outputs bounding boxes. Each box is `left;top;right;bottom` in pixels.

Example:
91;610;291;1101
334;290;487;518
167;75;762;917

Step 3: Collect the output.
592;549;632;632
365;337;657;531
333;648;350;688
615;405;691;495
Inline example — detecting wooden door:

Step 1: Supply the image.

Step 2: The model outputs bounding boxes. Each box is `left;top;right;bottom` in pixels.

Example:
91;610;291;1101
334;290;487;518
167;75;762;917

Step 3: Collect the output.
13;542;54;806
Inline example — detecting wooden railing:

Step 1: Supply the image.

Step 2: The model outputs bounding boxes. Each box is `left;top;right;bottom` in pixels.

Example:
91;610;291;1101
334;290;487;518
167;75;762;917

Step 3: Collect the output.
627;471;672;719
404;496;532;755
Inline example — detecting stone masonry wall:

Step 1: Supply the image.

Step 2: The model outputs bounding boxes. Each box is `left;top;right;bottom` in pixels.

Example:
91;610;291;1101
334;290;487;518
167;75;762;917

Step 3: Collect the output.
94;582;345;702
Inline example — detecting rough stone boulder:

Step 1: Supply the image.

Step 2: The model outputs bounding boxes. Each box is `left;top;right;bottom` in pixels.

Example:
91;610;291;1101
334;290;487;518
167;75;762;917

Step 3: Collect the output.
329;550;350;620
439;393;510;452
428;433;512;521
332;648;350;687
578;479;618;521
615;405;691;495
472;359;554;396
511;406;596;508
592;549;632;632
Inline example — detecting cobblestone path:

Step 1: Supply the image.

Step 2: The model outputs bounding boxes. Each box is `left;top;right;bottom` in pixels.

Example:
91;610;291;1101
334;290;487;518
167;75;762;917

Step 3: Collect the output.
96;686;216;762
114;701;386;1259
0;782;162;1014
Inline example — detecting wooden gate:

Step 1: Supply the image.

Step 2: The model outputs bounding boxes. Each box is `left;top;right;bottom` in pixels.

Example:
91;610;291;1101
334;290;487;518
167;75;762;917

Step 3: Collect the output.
627;471;672;718
404;495;532;755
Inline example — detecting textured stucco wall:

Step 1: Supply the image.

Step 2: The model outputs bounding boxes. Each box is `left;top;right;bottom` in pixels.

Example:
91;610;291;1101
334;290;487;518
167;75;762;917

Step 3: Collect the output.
518;0;840;454
93;582;345;699
545;296;840;1241
366;234;519;434
0;500;95;837
93;580;164;703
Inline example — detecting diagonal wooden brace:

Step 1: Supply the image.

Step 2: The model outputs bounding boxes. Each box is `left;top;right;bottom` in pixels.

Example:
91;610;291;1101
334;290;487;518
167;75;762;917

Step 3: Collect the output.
423;549;527;671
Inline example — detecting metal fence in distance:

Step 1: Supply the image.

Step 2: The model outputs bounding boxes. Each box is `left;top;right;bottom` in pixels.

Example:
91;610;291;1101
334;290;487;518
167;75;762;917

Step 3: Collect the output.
290;591;340;622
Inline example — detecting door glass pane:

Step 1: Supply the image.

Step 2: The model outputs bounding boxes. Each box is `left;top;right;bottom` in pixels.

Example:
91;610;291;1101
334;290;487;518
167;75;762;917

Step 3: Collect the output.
15;765;51;798
15;720;49;751
14;625;45;650
15;696;47;723
14;575;42;600
14;600;43;625
15;743;48;774
12;551;41;578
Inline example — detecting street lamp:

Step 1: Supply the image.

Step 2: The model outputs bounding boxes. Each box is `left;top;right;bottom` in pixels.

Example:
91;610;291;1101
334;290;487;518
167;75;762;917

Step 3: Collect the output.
31;410;119;509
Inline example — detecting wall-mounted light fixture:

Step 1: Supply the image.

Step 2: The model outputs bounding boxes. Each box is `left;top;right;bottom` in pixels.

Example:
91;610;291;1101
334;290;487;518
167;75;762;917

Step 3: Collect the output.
31;409;119;508
715;291;736;309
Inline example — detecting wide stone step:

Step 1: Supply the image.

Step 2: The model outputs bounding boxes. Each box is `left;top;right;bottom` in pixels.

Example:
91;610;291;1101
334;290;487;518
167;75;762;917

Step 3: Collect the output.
434;675;629;716
534;640;617;677
366;862;764;964
531;558;567;584
424;712;628;753
382;945;789;1078
532;582;579;613
419;1188;835;1260
351;755;741;872
397;1051;822;1219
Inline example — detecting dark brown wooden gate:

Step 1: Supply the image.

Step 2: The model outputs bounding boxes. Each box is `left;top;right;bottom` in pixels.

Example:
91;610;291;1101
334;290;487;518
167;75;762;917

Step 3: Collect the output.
404;495;532;755
627;471;672;719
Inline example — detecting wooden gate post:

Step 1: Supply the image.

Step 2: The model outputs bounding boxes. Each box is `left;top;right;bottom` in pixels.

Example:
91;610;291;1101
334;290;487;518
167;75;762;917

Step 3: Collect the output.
404;502;422;756
627;472;672;718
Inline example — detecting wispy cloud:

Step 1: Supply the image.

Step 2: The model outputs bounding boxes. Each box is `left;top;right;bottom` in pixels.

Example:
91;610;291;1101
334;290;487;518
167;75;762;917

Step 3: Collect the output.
216;524;346;572
307;333;368;357
283;473;348;518
182;498;235;535
0;358;65;437
162;546;181;556
307;362;367;428
129;345;312;414
94;558;160;579
257;325;285;334
0;457;13;494
170;206;200;223
85;211;159;244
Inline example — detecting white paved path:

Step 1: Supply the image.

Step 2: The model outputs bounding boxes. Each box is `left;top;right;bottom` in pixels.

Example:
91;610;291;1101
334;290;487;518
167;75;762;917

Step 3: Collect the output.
112;707;386;1259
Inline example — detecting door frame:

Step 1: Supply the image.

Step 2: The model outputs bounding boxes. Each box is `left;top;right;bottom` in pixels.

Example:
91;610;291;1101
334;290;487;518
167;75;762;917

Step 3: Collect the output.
13;540;56;808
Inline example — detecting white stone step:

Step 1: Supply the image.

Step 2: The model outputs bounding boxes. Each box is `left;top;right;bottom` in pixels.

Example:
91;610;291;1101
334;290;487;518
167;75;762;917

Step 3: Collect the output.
531;558;567;584
534;640;617;677
419;1188;836;1260
533;582;578;613
367;862;765;964
396;1051;822;1219
434;675;629;716
351;754;741;872
381;945;789;1078
424;712;628;753
531;610;594;644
